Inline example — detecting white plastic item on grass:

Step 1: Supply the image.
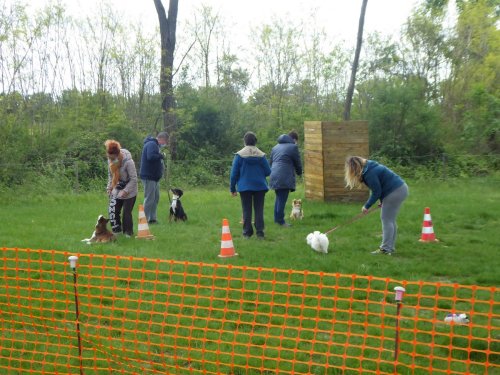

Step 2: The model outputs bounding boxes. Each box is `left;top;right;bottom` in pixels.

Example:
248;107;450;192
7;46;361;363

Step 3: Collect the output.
444;313;469;324
306;231;329;253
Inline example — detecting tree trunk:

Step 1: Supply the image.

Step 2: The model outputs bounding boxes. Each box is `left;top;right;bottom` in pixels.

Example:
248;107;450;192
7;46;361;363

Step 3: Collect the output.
343;0;368;121
154;0;178;155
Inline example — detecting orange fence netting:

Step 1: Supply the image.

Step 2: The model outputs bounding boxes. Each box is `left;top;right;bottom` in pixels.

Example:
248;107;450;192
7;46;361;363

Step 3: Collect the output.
0;247;498;374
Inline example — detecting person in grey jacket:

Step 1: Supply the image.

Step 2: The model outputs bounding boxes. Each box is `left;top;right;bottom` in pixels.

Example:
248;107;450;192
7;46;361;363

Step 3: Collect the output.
269;131;303;226
105;139;138;237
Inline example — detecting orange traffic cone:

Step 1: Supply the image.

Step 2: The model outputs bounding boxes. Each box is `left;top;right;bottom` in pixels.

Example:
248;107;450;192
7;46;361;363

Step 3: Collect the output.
136;205;155;240
219;218;238;258
419;207;438;242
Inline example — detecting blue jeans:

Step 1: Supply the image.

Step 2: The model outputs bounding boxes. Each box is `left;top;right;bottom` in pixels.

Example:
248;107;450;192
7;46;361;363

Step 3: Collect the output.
142;179;160;222
273;189;290;225
240;191;266;237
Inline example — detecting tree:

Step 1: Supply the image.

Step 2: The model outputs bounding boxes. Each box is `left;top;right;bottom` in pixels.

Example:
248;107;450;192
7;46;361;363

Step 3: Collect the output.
191;5;220;89
443;0;499;153
153;0;179;152
362;77;443;162
344;0;368;121
252;18;302;130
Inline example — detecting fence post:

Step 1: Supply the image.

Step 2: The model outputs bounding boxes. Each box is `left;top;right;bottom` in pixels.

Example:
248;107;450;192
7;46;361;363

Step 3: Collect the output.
68;255;84;375
393;286;406;365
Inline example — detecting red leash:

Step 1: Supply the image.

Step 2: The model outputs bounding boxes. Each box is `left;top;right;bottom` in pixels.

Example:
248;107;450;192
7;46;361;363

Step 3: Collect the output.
324;205;381;235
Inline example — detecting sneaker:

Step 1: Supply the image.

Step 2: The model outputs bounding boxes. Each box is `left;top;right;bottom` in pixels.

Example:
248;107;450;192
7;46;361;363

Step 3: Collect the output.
257;236;265;240
148;220;158;224
371;248;391;255
243;235;251;239
279;223;292;227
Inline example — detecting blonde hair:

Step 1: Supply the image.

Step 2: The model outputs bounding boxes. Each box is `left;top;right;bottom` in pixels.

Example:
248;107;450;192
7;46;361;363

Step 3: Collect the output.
344;156;367;189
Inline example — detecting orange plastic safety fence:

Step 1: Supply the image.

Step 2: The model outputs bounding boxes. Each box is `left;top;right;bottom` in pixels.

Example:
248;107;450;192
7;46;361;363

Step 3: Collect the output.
0;248;498;375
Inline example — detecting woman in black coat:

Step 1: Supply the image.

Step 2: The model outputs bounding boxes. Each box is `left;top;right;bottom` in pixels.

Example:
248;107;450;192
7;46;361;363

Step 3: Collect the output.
269;131;303;226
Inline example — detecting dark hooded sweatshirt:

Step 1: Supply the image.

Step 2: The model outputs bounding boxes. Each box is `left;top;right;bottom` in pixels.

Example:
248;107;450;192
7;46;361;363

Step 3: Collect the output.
269;134;303;191
139;136;164;182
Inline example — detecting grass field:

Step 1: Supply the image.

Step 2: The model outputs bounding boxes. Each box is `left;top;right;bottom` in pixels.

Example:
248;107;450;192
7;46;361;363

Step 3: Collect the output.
1;176;499;286
0;176;499;374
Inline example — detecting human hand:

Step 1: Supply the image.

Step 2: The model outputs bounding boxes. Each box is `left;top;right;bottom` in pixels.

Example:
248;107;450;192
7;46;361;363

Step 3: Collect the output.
231;192;238;197
118;190;129;199
362;206;369;214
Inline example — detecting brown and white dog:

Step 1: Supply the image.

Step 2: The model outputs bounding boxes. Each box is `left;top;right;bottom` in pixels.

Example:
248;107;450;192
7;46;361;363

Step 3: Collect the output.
81;215;117;244
289;199;304;220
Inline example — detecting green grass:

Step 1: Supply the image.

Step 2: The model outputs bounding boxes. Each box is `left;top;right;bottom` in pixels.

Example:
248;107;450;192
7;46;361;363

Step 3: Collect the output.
0;176;499;374
1;176;499;286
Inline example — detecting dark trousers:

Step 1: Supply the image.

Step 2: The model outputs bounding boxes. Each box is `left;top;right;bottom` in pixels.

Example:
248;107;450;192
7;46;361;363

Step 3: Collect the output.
240;190;266;237
273;189;290;224
109;196;137;235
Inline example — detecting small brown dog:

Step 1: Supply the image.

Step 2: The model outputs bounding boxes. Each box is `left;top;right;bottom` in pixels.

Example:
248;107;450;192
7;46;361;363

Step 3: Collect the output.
289;199;304;220
81;215;117;244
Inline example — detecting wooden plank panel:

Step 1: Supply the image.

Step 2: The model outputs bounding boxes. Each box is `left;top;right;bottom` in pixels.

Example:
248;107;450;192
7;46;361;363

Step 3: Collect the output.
305;154;323;161
306;164;324;172
304;120;368;202
304;144;325;152
305;175;324;185
305;191;324;201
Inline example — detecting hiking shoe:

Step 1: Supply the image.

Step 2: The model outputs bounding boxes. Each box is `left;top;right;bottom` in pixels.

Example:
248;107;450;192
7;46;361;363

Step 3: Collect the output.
371;248;391;255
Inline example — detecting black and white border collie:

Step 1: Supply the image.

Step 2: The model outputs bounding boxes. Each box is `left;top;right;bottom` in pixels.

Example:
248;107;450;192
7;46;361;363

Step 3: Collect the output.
169;188;187;222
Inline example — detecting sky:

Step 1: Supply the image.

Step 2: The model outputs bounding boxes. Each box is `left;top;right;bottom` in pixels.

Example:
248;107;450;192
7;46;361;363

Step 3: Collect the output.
23;0;433;92
59;0;423;46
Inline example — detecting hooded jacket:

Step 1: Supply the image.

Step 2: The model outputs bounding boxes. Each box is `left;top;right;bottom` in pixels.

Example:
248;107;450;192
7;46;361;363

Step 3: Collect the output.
230;146;271;193
139;136;164;181
269;134;303;191
362;160;404;209
107;149;138;199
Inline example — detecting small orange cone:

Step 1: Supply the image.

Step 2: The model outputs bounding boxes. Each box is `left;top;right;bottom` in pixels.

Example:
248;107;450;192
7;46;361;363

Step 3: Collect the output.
136;204;155;240
219;218;238;258
419;207;438;242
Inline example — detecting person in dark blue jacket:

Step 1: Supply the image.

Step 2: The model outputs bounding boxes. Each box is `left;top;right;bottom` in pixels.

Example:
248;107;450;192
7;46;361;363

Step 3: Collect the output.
345;156;409;255
269;131;303;226
139;132;169;224
230;131;271;239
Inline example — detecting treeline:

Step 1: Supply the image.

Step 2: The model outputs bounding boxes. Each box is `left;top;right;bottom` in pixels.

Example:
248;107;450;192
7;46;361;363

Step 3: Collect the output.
0;0;498;190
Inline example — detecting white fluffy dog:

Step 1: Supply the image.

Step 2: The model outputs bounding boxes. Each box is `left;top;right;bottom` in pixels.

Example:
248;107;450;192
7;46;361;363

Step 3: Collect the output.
306;231;329;253
444;313;469;324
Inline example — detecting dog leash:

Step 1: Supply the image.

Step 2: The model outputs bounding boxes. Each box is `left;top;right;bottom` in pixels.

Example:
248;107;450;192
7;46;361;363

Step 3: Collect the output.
324;205;381;235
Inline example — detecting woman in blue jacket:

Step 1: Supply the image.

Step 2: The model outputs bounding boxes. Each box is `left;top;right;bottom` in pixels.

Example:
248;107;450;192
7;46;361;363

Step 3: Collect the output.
230;132;271;239
345;156;409;255
269;131;303;226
